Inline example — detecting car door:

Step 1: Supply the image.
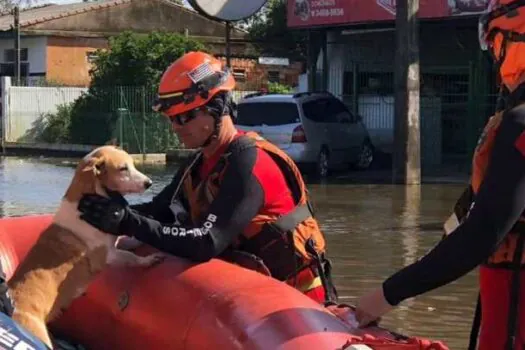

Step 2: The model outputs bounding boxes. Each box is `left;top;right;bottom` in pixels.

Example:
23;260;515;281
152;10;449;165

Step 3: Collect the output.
329;98;366;162
301;98;332;154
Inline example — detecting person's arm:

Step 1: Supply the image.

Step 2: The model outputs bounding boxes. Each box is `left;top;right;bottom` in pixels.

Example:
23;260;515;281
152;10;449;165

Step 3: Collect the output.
383;108;525;306
121;146;265;262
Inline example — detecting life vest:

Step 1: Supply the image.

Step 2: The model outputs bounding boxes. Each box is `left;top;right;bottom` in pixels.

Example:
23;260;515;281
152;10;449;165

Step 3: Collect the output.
443;110;525;267
180;131;330;288
443;108;525;350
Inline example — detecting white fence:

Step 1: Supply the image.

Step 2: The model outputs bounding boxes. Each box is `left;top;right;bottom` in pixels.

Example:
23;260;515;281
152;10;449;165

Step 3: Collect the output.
0;76;256;144
1;78;87;142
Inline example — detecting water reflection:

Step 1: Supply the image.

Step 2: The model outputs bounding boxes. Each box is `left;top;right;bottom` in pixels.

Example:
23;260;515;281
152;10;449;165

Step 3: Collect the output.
0;156;478;348
306;182;477;348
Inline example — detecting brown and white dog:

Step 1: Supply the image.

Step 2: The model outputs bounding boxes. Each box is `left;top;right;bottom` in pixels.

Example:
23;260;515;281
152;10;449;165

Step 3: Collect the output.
7;145;165;349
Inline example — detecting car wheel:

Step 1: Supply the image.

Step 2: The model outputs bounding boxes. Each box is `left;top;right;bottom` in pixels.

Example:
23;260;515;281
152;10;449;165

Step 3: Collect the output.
355;139;374;170
317;148;330;178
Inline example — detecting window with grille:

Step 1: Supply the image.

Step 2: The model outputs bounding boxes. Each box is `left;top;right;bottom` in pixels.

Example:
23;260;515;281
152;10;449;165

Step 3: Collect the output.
4;48;28;62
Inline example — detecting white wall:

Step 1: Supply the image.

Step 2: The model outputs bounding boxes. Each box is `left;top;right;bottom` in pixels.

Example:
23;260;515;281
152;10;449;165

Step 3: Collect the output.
1;76;87;142
0;76;258;143
0;36;47;75
310;29;444;166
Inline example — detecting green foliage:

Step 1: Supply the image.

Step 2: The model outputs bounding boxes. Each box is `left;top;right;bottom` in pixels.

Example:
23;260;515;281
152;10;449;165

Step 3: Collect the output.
67;31;205;151
68;91;119;145
38;103;73;143
89;31;207;89
267;82;293;94
37;89;181;152
102;87;181;153
246;0;306;60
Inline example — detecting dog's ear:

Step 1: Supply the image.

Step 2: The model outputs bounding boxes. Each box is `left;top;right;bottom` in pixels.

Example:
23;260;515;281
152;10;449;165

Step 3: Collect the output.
82;156;105;176
105;138;123;150
105;138;118;146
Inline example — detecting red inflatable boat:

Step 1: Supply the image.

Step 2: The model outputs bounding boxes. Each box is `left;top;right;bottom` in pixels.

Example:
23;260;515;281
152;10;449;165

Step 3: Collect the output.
0;214;449;350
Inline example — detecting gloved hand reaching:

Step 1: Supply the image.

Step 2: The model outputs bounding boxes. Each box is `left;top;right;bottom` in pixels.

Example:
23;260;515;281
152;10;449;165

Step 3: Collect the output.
77;193;132;236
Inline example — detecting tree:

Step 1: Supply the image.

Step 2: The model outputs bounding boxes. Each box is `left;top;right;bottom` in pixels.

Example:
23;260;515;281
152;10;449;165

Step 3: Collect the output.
68;31;206;149
246;0;306;60
89;31;206;88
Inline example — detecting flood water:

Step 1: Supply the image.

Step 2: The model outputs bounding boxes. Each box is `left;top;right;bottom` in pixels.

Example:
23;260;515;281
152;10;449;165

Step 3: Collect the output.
0;156;477;349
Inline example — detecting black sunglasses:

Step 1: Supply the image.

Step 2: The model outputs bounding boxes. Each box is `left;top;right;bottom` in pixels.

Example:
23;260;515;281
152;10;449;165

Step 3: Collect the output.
168;108;205;126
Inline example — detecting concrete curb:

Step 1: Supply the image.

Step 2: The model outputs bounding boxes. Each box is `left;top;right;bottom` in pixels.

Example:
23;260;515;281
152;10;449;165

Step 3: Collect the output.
2;142;198;165
166;149;197;163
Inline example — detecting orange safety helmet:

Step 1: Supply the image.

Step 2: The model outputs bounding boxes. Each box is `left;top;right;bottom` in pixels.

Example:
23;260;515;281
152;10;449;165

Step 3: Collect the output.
152;51;235;117
479;0;525;90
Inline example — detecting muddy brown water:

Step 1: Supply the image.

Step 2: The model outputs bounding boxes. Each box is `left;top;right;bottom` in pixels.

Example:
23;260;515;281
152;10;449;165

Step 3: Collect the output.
0;156;477;349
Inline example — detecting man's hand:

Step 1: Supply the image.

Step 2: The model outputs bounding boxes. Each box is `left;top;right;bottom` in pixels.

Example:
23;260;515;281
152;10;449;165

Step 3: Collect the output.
355;286;393;328
78;193;131;236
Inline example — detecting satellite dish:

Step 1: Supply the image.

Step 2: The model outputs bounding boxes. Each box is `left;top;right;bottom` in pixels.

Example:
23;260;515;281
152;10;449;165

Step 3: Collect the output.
188;0;268;22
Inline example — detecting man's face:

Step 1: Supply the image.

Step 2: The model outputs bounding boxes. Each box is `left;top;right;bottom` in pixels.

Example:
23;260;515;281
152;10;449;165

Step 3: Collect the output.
168;108;215;149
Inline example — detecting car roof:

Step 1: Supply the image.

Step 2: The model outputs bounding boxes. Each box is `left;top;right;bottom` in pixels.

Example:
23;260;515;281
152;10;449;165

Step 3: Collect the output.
238;91;334;104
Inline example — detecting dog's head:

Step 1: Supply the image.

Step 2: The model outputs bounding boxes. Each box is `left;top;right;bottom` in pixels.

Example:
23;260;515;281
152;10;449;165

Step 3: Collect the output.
65;145;152;202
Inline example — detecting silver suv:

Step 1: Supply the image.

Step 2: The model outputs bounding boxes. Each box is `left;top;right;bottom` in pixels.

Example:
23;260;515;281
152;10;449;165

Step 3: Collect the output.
235;91;374;177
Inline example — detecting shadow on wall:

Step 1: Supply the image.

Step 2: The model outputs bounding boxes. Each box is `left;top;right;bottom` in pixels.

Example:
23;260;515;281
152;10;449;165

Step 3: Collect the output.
17;104;73;144
17;115;48;143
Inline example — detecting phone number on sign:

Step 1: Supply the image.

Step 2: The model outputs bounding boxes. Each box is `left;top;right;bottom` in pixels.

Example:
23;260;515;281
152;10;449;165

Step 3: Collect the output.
312;8;344;17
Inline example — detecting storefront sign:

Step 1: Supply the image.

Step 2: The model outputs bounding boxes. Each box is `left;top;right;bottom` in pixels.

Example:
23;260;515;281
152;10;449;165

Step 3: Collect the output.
287;0;489;28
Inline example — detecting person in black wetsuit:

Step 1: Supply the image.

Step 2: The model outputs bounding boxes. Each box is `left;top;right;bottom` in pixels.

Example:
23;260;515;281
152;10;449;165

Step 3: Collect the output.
75;51;337;304
355;1;525;349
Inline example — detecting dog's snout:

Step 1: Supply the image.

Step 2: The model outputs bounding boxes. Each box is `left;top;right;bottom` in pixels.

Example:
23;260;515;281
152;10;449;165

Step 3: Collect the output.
144;179;153;189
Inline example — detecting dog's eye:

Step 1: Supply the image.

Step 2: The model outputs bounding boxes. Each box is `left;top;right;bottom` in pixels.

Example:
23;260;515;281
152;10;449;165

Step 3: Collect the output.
118;165;129;172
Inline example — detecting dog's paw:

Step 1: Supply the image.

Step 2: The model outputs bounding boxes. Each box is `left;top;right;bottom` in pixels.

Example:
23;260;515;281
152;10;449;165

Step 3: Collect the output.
137;253;166;267
115;236;143;251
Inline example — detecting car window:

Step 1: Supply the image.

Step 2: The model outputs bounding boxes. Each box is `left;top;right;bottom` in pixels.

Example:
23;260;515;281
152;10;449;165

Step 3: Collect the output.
236;102;301;126
302;98;338;123
327;98;357;123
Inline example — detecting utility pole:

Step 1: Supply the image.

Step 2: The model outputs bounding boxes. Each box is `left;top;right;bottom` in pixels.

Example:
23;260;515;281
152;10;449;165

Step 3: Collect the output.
13;5;20;86
392;0;421;185
225;21;231;68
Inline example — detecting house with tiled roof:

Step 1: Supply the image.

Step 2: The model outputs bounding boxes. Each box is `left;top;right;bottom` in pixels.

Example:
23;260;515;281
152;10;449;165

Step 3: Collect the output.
0;0;254;86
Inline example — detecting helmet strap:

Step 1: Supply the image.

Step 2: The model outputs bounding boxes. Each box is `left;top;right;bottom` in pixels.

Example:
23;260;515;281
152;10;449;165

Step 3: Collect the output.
199;116;221;149
196;93;230;149
496;84;510;112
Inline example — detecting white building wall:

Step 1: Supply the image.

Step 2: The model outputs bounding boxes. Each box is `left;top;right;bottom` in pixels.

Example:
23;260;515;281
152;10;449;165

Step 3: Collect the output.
0;36;47;75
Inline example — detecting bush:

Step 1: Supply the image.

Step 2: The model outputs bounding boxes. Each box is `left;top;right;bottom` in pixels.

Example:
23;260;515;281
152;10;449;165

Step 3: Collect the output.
267;82;293;94
38;103;73;143
68;91;120;145
65;31;204;151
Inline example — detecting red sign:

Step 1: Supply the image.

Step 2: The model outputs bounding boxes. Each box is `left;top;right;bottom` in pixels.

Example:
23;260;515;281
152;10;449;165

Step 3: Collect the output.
287;0;489;28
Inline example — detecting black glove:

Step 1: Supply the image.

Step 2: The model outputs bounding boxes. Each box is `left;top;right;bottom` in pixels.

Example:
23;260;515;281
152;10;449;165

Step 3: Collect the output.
78;193;131;236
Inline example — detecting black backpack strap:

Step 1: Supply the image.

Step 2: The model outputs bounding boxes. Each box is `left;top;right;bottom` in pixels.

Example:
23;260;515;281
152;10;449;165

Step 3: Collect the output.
467;293;482;350
207;135;256;180
226;135;257;155
272;204;312;233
